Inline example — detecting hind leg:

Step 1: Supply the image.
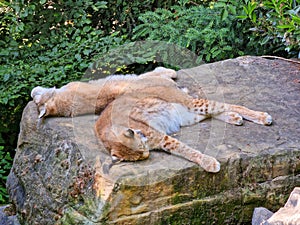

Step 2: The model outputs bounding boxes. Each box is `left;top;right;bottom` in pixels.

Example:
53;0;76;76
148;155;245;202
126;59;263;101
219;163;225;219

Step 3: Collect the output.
187;99;272;126
226;104;272;125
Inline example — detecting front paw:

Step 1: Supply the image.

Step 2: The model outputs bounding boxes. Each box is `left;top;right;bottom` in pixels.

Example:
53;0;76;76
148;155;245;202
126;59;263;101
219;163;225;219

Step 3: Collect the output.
199;154;221;173
262;113;272;125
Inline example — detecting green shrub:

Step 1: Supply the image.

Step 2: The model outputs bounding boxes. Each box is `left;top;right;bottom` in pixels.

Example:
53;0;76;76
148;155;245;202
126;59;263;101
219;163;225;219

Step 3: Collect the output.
0;146;12;204
132;0;246;62
238;0;300;57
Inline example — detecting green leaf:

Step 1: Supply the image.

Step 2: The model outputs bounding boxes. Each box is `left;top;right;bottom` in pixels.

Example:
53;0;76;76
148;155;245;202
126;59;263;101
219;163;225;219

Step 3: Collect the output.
214;2;227;8
277;24;294;29
75;36;81;42
3;74;10;82
75;54;82;62
83;49;91;56
64;64;73;70
260;36;270;45
251;12;257;23
221;9;229;21
83;19;92;25
243;5;249;14
291;15;300;24
228;5;236;15
94;1;107;9
237;15;248;20
83;26;91;33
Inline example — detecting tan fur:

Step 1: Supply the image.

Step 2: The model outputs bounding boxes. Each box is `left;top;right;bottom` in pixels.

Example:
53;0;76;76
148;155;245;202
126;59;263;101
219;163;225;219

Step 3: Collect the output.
31;67;272;173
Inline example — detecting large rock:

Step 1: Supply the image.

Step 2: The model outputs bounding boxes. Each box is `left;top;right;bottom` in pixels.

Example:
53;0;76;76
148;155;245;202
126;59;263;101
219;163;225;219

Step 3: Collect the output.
252;187;300;225
252;207;274;225
7;56;300;224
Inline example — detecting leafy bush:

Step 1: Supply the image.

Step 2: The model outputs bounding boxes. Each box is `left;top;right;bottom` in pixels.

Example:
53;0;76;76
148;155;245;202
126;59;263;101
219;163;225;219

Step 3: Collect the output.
132;0;246;62
0;146;12;204
238;0;300;57
0;0;121;151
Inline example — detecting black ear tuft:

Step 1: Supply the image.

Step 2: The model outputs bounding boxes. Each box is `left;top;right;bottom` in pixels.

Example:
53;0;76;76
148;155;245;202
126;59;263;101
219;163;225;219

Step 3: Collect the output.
111;155;122;164
38;105;47;118
123;128;135;138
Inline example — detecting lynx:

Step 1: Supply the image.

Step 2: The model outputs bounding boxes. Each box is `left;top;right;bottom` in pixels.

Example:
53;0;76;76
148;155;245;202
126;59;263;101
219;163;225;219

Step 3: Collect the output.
31;67;272;173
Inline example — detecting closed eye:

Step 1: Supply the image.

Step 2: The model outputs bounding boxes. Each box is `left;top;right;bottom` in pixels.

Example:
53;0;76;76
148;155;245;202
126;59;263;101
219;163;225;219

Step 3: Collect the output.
136;130;148;142
136;130;146;138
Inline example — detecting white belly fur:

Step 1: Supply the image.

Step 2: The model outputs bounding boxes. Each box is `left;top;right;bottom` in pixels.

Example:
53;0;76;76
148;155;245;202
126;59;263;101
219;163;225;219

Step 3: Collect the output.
145;103;199;134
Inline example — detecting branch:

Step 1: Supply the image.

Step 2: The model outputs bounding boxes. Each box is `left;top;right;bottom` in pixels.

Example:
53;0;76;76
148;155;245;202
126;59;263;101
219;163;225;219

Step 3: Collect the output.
261;55;300;64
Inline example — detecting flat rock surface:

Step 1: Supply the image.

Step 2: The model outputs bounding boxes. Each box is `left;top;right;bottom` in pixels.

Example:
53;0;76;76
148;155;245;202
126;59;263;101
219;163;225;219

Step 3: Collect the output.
7;56;300;225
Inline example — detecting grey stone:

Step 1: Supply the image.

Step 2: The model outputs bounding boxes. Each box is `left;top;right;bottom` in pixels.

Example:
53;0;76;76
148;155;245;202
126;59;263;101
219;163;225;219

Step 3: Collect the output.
6;56;300;224
252;207;273;225
266;187;300;225
0;206;20;225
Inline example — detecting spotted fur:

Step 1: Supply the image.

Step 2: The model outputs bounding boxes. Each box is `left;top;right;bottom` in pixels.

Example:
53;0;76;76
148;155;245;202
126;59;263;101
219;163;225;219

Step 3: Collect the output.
31;67;272;173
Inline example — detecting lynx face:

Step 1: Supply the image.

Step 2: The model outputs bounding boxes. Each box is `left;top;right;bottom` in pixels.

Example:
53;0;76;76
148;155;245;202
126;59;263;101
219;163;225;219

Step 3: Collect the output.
110;128;150;162
31;86;58;118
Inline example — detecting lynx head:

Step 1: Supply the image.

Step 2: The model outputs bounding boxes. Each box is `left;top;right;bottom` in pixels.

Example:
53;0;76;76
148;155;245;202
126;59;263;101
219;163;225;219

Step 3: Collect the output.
31;86;58;118
110;127;150;162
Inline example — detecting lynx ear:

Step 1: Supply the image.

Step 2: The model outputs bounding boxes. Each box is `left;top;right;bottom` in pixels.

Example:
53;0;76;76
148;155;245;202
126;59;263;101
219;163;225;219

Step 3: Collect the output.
111;150;123;164
38;105;47;118
31;86;43;99
123;128;135;138
111;155;121;164
31;87;56;105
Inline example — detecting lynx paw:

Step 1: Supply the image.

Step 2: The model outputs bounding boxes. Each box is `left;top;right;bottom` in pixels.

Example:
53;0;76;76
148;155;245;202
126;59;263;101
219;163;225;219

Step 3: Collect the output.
228;112;243;126
254;112;272;125
263;113;272;125
199;154;220;173
214;112;243;126
154;67;177;79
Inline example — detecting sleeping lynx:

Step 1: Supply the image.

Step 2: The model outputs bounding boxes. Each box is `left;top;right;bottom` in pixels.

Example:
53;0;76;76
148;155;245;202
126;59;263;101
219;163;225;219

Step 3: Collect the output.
31;67;272;173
